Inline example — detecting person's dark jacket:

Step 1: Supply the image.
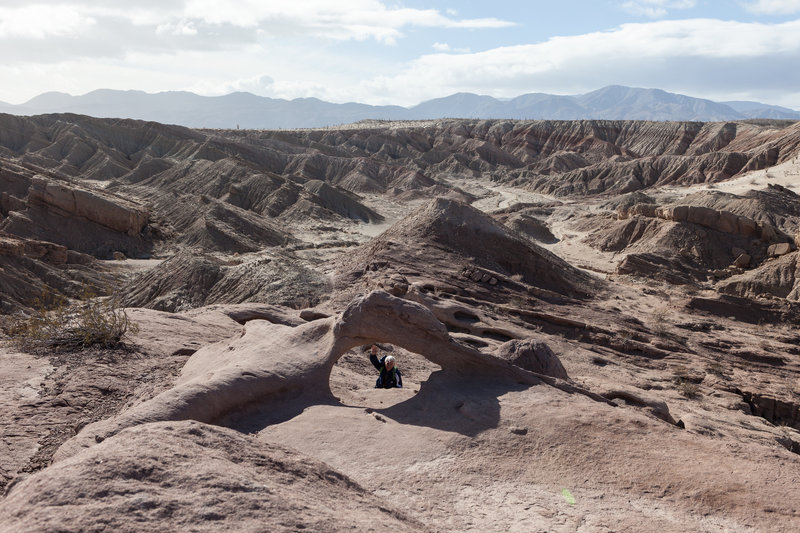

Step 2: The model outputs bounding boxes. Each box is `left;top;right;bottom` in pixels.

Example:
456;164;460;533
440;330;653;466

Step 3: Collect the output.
369;354;402;388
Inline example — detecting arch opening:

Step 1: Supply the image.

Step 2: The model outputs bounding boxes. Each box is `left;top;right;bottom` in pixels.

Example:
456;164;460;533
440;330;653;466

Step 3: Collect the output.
329;343;441;410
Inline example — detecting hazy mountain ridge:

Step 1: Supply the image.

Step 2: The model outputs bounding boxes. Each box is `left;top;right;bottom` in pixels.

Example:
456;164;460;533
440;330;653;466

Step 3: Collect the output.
2;86;798;129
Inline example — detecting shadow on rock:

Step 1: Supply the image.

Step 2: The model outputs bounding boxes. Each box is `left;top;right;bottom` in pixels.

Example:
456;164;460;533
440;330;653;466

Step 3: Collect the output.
375;371;528;437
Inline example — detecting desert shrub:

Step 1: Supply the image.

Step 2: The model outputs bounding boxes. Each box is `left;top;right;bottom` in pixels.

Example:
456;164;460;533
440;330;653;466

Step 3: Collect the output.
672;365;704;398
2;287;138;352
651;307;671;337
705;360;728;377
675;380;701;398
617;329;634;348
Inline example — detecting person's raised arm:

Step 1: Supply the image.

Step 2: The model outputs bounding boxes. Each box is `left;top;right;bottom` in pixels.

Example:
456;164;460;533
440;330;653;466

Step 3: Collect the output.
368;345;383;370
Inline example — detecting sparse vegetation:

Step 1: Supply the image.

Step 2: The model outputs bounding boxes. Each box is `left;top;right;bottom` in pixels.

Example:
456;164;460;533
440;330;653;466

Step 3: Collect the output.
672;365;704;398
2;287;138;353
651;307;671;337
675;380;701;398
705;360;728;377
617;329;635;348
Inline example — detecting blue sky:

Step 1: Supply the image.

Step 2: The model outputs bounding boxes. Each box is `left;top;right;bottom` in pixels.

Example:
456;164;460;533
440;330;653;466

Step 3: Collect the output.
0;1;799;109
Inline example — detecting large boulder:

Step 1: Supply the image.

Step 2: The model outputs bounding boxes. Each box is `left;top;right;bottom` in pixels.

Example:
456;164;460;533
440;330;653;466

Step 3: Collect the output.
493;339;569;380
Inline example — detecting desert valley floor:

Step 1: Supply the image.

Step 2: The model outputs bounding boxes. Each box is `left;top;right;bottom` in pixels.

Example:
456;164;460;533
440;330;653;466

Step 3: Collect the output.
0;115;799;531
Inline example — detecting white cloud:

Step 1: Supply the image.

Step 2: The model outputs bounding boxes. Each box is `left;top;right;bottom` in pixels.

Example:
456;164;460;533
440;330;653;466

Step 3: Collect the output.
181;0;513;43
432;42;470;53
156;20;199;36
621;0;696;18
354;18;800;106
202;74;276;96
0;1;514;56
743;0;800;14
0;5;96;38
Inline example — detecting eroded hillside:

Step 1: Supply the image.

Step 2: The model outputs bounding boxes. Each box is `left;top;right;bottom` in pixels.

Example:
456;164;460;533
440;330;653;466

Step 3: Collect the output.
1;114;799;532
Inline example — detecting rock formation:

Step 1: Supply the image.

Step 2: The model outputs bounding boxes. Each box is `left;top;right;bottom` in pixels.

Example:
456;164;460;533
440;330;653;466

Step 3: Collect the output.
0;162;153;259
28;176;148;236
0;235;109;312
54;290;585;462
719;251;800;300
119;250;331;311
618;201;790;244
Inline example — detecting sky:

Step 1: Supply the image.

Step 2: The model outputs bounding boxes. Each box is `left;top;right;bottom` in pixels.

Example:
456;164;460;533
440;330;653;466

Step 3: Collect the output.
1;0;799;109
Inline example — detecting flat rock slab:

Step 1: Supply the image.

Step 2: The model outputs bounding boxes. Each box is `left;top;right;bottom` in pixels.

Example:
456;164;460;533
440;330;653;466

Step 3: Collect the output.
0;350;52;492
0;420;421;532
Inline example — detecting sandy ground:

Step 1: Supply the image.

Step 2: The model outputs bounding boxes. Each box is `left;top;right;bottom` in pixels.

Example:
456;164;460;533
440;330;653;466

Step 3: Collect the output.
101;258;165;280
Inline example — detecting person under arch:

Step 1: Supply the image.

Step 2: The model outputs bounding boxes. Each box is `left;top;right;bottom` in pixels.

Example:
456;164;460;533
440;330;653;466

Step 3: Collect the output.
368;344;402;388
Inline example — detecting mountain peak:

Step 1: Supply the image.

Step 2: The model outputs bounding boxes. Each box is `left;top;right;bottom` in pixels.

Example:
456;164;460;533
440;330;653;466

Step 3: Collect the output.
7;86;800;128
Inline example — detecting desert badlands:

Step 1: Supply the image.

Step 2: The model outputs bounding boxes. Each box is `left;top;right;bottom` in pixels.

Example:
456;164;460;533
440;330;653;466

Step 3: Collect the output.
0;114;799;531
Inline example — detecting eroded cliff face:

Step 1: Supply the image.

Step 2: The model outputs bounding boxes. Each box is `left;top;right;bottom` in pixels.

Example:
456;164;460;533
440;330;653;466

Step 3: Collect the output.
252;119;800;196
2;114;799;200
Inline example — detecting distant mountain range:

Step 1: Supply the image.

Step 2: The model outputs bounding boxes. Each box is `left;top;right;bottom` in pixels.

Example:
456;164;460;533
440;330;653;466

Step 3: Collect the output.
0;85;797;129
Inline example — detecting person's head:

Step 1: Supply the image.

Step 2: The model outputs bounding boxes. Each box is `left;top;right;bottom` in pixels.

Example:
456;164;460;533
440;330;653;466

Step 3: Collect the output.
370;344;378;355
384;355;395;370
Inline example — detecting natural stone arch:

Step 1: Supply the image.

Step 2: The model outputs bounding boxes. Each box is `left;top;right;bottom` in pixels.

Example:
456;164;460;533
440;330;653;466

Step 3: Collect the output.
54;291;599;462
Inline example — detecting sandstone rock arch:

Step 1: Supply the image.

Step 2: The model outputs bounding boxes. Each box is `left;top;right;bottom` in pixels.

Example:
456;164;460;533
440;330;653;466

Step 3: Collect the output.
54;291;600;462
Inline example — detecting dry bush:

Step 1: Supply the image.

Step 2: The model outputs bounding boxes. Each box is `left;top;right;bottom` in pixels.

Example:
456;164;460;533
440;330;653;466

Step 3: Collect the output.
617;329;634;348
676;380;701;398
651;307;671;337
705;360;729;377
672;365;703;398
2;287;138;352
